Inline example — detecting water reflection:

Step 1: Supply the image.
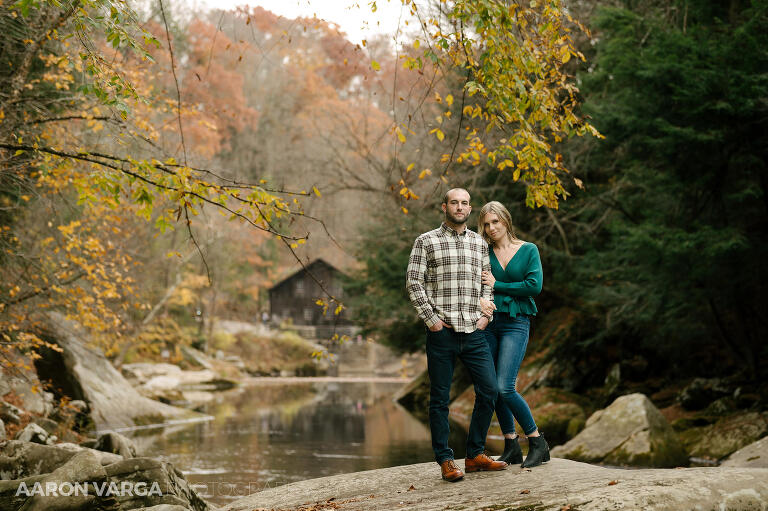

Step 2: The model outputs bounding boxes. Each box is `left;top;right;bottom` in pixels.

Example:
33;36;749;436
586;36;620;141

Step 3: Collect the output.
141;381;467;505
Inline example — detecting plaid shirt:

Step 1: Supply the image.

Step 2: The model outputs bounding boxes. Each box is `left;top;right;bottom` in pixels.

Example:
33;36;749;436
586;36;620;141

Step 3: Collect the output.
406;223;493;333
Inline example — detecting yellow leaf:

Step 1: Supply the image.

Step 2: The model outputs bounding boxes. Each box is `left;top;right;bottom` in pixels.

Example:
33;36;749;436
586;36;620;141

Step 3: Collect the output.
414;39;420;49
445;94;454;106
435;129;445;141
371;60;380;71
401;206;408;214
312;186;322;197
574;177;584;189
406;163;415;172
561;45;571;63
290;243;298;248
395;126;406;143
513;169;521;181
418;169;432;179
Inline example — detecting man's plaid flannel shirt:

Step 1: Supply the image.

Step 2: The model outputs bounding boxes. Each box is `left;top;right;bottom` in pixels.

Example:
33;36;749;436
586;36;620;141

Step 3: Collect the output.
406;223;493;333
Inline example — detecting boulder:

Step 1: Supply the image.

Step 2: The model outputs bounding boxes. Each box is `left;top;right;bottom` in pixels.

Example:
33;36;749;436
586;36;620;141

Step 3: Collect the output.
34;312;202;430
123;362;234;402
180;345;214;370
520;386;588;443
0;449;107;511
677;378;732;410
121;363;184;385
0;368;55;417
34;417;60;435
0;440;122;480
16;423;56;445
679;411;768;460
449;385;587;445
721;436;768;468
94;432;138;458
0;400;23;424
103;457;208;511
221;457;768;511
0;443;207;511
551;393;688;467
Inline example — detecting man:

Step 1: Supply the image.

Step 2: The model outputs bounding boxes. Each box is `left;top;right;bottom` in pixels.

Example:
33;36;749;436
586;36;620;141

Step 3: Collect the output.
406;188;507;482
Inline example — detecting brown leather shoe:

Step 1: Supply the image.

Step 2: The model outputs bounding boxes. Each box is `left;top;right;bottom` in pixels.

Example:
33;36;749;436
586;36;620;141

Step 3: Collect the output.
465;453;508;473
440;459;464;482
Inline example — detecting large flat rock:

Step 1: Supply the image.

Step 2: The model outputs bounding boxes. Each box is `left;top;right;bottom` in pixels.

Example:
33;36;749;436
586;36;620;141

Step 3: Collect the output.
222;458;768;511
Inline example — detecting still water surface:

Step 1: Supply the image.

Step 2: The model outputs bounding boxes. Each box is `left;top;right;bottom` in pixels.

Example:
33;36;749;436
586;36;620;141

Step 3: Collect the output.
141;380;468;505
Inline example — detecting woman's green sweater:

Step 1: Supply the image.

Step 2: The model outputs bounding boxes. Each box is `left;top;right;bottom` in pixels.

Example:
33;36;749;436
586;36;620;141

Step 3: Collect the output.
489;242;543;318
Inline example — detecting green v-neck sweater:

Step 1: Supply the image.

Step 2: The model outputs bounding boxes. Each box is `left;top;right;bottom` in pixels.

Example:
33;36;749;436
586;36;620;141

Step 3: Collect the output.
489;242;543;318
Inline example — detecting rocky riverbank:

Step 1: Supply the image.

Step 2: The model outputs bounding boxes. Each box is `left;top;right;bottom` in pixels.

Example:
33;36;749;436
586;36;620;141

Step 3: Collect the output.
3;311;767;510
398;358;767;468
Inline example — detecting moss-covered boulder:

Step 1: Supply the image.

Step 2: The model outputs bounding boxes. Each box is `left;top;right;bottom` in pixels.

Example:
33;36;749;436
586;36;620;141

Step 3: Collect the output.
522;387;588;443
678;411;768;461
551;393;688;467
448;385;587;445
721;435;768;468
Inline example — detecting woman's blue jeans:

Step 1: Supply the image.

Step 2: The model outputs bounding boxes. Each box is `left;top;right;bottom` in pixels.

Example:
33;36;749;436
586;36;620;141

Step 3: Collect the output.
484;313;537;435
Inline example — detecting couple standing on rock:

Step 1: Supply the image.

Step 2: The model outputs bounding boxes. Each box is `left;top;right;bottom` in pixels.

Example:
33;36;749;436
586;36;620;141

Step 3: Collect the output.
406;187;549;482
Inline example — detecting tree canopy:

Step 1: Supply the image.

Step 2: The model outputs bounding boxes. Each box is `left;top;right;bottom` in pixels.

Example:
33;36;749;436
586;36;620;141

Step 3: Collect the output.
0;0;597;370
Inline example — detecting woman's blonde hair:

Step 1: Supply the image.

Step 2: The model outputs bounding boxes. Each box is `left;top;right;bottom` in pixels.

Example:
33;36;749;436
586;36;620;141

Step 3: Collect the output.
477;201;518;245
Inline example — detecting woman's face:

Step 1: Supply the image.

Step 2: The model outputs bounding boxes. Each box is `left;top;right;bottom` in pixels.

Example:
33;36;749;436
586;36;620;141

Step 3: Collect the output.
482;212;507;243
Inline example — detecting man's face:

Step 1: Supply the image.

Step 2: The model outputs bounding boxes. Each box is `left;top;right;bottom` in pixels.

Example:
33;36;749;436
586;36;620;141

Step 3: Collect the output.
442;189;471;225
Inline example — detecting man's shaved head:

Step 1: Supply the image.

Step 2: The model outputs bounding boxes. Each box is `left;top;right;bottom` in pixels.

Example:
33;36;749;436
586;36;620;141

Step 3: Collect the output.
442;188;470;205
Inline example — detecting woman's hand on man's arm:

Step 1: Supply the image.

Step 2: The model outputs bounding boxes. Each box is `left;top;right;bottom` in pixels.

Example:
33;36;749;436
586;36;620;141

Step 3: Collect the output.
479;297;496;317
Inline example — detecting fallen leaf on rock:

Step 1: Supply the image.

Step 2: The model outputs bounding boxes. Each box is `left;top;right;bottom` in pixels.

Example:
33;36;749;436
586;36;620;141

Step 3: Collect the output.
608;480;618;486
561;506;571;511
408;485;416;491
520;489;530;494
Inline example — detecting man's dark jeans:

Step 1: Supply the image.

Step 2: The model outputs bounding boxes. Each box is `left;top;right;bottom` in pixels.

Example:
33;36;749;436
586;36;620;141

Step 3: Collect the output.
426;326;498;463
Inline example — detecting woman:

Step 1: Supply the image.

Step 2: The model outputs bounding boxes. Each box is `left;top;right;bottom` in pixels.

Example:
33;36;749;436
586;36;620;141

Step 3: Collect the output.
478;201;549;468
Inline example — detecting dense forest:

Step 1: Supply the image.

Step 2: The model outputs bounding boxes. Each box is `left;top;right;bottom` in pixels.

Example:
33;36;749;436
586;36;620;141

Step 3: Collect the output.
347;0;768;402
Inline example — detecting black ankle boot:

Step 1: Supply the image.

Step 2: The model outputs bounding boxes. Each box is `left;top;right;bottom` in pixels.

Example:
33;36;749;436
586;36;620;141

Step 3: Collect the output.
521;433;550;468
497;436;523;464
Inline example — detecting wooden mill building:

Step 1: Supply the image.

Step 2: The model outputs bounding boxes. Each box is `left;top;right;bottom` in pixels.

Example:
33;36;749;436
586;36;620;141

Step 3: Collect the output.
268;259;350;326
